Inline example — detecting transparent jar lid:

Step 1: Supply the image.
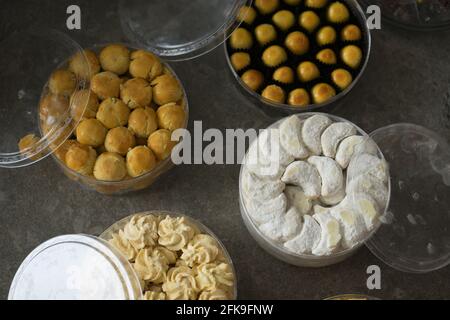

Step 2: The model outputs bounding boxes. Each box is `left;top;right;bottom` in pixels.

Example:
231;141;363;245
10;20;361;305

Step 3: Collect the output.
8;235;142;300
360;0;450;30
119;0;252;61
362;124;450;273
0;29;89;168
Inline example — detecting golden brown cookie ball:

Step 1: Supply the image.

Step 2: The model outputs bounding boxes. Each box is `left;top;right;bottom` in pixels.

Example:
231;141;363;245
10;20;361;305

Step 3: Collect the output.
70;90;99;122
129;50;163;81
341;24;362;41
297;61;320;82
262;45;287;67
93;152;127;181
316;48;337;64
96;98;130;129
49;70;76;97
300;11;321;33
54;139;79;163
76;118;107;147
68;49;100;80
128;107;158;138
272;10;295;31
317;26;337;46
237;6;257;25
285;31;310;55
148;129;177;161
331;69;353;90
255;0;280;14
312;83;336;104
231;52;251;71
65;143;97;176
305;0;328;8
229;28;253;50
255;24;277;46
18;134;39;154
151;74;183;106
241;70;264;91
341;45;363;69
262;85;285;103
156;103;186;131
120;78;152;109
273;66;294;84
288;88;311;107
104;127;136;156
284;0;302;5
126;146;157;178
99;44;130;75
91;71;121;100
39;94;70;124
327;1;350;23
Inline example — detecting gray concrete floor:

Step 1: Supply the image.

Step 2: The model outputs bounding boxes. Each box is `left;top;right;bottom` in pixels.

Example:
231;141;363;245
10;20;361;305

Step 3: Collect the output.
1;1;450;300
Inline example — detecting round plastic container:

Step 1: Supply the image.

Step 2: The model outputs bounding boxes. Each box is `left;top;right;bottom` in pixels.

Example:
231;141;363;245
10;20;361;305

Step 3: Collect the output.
239;113;391;268
225;0;372;116
325;294;379;300
9;211;237;300
48;44;189;195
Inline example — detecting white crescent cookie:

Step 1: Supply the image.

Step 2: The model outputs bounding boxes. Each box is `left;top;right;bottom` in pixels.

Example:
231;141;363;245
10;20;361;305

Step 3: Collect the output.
284;215;321;254
302;115;332;156
342;193;381;230
312;212;342;256
259;129;295;167
241;169;285;202
280;115;310;159
284;186;313;215
346;174;389;211
347;153;389;184
246;138;285;180
321;122;357;158
308;156;344;198
245;193;287;226
335;135;378;169
320;186;346;206
259;208;303;243
330;206;367;249
281;161;322;199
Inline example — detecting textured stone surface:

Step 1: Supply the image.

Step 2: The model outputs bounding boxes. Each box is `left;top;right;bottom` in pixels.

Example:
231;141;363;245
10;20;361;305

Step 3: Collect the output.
1;1;450;300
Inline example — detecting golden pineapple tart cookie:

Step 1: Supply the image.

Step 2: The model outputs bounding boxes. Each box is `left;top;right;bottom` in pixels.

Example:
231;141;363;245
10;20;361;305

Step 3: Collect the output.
230;52;251;71
241;69;264;91
76;118;107;147
316;48;337;64
229;28;253;50
96;98;130;129
54;139;79;162
273;66;294;84
148;129;177;161
18;134;40;158
65;143;97;176
332;68;353;90
91;71;121;100
120;78;152;109
262;85;285;103
272;10;295;31
285;31;309;55
48;70;76;97
300;11;321;33
129;50;163;81
327;1;350;23
341;24;362;41
237;6;257;25
126;146;157;178
255;0;280;14
93;152;127;181
39;94;70;124
68;49;101;80
312;83;336;104
297;61;320;82
70;90;99;121
341;45;362;68
99;44;130;75
156;103;186;131
104;127;136;155
151;74;183;106
305;0;328;8
255;24;277;46
262;45;287;67
128;107;158;138
317;26;337;46
284;0;302;5
288;88;311;107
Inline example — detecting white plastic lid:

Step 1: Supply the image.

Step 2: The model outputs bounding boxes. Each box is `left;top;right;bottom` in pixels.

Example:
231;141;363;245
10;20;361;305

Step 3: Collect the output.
8;235;142;300
0;29;89;168
363;124;450;273
119;0;252;61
